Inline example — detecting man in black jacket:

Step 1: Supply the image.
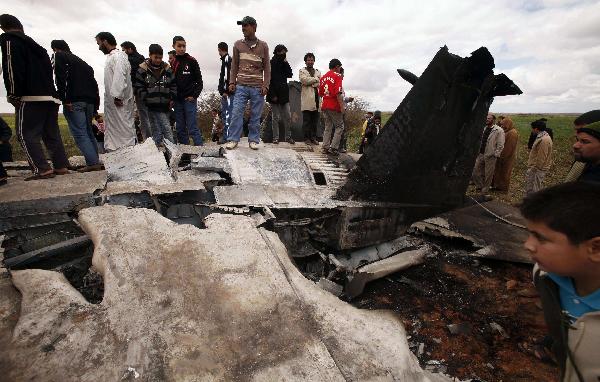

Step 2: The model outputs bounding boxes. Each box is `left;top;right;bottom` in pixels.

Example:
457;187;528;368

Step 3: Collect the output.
121;41;151;141
51;40;102;172
0;14;69;180
267;44;294;144
218;42;232;144
172;35;203;145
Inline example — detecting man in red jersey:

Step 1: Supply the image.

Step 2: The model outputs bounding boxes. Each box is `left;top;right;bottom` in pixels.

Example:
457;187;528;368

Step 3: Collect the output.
318;58;344;155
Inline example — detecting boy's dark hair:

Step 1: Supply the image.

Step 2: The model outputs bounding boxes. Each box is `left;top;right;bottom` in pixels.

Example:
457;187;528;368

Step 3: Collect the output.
520;182;600;244
0;14;23;31
217;42;228;51
173;36;185;45
168;50;176;55
531;119;547;131
95;32;117;46
120;41;136;51
329;58;342;69
304;52;315;62
51;39;71;52
148;44;163;55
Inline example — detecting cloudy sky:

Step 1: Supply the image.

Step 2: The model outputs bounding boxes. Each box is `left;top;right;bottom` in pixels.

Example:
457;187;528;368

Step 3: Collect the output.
1;0;599;113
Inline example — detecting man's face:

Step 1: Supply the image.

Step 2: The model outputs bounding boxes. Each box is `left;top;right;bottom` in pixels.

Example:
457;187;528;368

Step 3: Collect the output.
305;57;315;68
218;48;226;57
173;40;186;55
374;118;381;126
121;47;133;55
486;114;493;126
573;131;600;164
241;23;256;38
524;220;590;276
96;38;110;54
149;53;163;66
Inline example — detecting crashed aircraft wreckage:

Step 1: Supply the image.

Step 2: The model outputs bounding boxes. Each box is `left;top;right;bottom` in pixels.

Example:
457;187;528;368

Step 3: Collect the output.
0;46;521;380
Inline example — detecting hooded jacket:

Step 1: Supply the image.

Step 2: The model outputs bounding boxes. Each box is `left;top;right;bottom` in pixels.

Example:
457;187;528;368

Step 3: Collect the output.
267;55;292;105
528;131;553;171
482;124;505;158
172;53;203;100
0;30;59;103
53;51;100;110
133;60;177;112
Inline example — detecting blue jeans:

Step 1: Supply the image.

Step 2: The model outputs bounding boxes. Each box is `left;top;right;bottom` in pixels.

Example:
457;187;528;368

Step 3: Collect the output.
63;101;99;166
174;98;203;145
228;85;264;143
220;93;235;141
148;110;174;145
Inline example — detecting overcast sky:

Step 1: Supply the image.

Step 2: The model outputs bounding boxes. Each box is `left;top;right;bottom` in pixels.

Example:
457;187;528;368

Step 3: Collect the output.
1;0;599;114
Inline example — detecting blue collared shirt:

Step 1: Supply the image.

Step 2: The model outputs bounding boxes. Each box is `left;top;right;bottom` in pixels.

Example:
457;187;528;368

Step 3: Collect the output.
548;273;600;323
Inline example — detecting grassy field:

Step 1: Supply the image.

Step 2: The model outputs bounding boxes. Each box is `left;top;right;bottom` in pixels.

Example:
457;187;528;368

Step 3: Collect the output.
3;112;576;205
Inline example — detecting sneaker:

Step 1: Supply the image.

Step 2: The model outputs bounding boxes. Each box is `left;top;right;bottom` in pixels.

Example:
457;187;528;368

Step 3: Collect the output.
286;138;295;144
328;148;339;156
272;139;279;144
225;141;238;150
249;141;259;150
77;164;104;173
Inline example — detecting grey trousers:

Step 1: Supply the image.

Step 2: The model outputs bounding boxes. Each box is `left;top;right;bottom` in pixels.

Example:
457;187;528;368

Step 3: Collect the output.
525;167;546;195
135;95;152;140
321;109;344;150
271;103;291;141
472;154;497;192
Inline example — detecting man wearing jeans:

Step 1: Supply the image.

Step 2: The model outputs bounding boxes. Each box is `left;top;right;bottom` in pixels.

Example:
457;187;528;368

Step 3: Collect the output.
226;16;270;150
172;36;203;146
52;40;102;172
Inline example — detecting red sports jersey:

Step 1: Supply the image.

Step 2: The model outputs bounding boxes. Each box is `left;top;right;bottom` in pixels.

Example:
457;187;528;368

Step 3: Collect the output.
319;70;343;112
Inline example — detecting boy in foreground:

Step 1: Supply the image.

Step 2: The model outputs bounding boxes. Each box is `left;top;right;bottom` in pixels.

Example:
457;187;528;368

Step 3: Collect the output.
520;182;600;382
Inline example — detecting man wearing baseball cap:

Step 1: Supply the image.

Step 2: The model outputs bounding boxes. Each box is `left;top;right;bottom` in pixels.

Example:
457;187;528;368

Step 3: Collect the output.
225;16;270;150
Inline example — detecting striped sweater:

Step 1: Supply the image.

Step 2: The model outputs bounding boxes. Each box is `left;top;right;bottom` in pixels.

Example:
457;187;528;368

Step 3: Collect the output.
230;38;270;89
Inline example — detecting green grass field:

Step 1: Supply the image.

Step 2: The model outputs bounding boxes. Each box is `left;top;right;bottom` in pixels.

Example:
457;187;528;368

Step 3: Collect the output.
2;112;577;205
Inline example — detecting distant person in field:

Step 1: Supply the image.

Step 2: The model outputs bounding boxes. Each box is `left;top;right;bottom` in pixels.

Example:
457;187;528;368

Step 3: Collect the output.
0;14;69;180
0;116;12;186
172;35;204;146
528;117;553;150
319;58;345;156
121;41;151;141
472;114;505;193
133;44;176;146
492;116;519;192
51;39;103;172
299;52;321;145
572;121;600;183
359;110;381;154
217;42;232;144
361;111;374;136
564;110;600;182
226;16;270;150
525;119;553;195
521;182;600;382
96;31;136;151
267;44;294;144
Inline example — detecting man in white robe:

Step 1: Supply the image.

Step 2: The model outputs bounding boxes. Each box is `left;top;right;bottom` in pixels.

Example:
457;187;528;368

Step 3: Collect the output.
95;32;135;151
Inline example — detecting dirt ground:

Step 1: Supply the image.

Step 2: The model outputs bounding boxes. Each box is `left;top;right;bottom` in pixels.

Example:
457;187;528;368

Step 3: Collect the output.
351;247;559;382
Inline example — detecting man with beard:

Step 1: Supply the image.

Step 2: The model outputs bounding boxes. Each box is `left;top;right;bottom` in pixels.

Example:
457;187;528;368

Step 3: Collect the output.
564;110;600;182
0;14;69;180
96;32;136;151
573;121;600;183
472;114;505;193
121;41;151;141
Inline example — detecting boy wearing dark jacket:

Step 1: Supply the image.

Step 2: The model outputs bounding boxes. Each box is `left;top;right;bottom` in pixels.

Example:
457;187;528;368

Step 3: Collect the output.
521;182;600;382
51;40;102;172
0;14;69;180
267;44;294;144
133;44;176;146
171;36;203;146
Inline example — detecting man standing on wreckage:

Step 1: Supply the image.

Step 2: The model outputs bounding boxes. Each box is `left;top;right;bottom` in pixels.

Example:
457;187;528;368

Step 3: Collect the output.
96;32;136;151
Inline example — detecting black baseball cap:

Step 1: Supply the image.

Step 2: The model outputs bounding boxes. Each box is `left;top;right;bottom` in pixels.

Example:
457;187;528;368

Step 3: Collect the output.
237;16;257;25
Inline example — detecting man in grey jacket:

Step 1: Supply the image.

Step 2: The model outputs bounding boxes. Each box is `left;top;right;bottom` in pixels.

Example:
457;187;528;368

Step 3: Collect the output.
473;114;505;193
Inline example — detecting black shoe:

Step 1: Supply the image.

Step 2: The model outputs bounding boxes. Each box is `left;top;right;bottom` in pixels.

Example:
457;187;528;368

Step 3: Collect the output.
273;139;279;144
328;148;339;156
286;138;295;144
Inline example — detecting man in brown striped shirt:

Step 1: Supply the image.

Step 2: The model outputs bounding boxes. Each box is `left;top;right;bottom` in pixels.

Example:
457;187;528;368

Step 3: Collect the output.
225;16;270;150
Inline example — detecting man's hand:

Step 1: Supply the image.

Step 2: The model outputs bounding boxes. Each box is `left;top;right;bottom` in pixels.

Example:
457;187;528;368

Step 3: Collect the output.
228;84;236;93
185;96;195;102
114;98;123;107
64;102;73;112
261;86;268;96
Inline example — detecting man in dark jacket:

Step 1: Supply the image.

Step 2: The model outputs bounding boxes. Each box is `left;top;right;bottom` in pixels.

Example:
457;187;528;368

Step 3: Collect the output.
573;121;600;183
121;41;151;141
0;116;12;185
218;42;232;144
133;44;176;146
51;40;102;172
172;35;203;146
267;44;294;144
0;14;69;180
